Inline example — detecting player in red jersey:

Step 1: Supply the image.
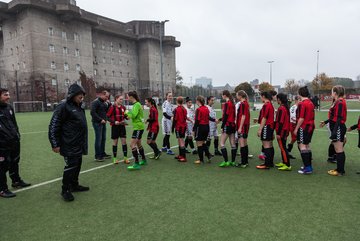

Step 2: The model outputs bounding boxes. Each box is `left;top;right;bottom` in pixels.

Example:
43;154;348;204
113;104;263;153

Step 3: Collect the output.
348;115;360;174
319;86;347;176
274;93;291;171
255;92;275;169
294;86;315;175
172;96;188;162
145;97;161;160
193;95;212;164
218;90;237;167
106;95;129;164
235;90;251;168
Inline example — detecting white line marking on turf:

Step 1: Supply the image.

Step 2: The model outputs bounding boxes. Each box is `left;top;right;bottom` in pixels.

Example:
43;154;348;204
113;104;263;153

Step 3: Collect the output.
14;124;260;193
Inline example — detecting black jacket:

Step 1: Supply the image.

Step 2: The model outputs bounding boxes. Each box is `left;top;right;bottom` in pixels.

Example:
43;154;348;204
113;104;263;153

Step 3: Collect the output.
48;84;88;157
0;102;20;153
90;97;108;123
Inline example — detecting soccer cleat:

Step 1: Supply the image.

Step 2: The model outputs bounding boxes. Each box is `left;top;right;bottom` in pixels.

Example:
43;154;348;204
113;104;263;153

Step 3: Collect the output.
61;190;74;202
298;167;313;175
0;189;16;198
278;165;292;171
275;162;285;167
123;157;130;164
328;169;344;176
178;156;187;162
174;155;181;160
167;149;175;155
71;185;90;192
214;150;222;156
219;161;230;167
240;163;249;168
185;149;191;153
95;158;104;162
194;160;203;164
127;163;141;170
248;154;254;158
288;154;296;159
192;150;198;155
258;153;266;161
11;180;31;188
161;147;167;152
230;161;236;167
139;160;147;166
112;157;120;164
256;164;270;169
154;152;161;160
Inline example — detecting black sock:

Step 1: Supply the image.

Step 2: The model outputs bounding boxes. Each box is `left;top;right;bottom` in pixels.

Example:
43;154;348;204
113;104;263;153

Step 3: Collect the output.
122;144;127;158
198;145;204;162
262;145;264;153
214;138;219;151
336;152;345;173
162;136;166;148
269;147;275;165
112;145;117;157
138;146;145;160
185;138;189;148
235;142;239;153
180;146;186;158
166;135;171;149
244;145;249;164
149;143;158;155
231;147;237;162
189;139;194;149
203;144;211;159
263;148;272;166
300;150;311;167
206;139;211;148
240;147;246;164
309;151;312;166
328;144;335;159
221;147;228;162
132;148;139;163
287;143;293;152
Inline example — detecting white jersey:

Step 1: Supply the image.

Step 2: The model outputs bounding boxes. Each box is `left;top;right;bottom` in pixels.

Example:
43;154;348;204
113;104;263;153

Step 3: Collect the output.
290;104;297;124
186;106;195;123
162;100;173;134
162;100;173;119
207;105;218;138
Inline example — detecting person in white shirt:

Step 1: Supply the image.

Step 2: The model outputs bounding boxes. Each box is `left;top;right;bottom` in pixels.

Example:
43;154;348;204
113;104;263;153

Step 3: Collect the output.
206;96;221;156
287;96;298;159
161;92;175;155
184;97;197;154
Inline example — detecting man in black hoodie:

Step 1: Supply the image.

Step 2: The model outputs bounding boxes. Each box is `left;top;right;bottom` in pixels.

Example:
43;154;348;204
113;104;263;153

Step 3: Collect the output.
49;84;89;202
0;88;31;198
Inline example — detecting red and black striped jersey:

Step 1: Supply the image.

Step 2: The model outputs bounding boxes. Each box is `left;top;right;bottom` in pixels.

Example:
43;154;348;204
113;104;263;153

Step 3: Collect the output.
275;105;290;136
107;104;126;126
329;98;347;124
296;99;315;129
194;105;210;129
236;100;250;133
258;101;275;129
173;105;187;130
222;100;236;128
147;106;159;132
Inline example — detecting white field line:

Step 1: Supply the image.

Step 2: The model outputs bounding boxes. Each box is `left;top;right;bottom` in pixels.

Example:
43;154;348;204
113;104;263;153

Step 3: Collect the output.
15;124;260;193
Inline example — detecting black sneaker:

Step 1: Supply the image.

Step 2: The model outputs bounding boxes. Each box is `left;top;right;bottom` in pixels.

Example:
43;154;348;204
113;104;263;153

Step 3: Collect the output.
192;150;198;155
327;157;336;163
103;154;112;159
185;149;191;153
61;190;74;202
0;189;16;198
214;150;222;156
95;158;104;162
71;185;90;192
12;180;31;188
288;154;296;159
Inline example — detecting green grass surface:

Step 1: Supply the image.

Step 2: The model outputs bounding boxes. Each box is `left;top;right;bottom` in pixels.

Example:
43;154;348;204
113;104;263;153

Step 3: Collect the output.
1;110;360;241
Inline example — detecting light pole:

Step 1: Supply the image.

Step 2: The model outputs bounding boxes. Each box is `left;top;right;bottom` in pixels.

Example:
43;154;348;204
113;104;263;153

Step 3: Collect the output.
316;50;320;95
267;61;274;85
159;20;169;101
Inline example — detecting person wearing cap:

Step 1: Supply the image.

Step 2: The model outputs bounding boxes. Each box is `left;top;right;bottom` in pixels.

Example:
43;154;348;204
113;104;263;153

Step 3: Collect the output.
49;83;89;202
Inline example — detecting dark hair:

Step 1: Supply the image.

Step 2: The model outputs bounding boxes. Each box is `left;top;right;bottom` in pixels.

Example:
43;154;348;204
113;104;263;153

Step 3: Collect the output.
298;86;310;98
261;91;272;101
128;91;140;102
146;97;157;109
114;94;123;101
269;90;277;97
166;92;172;98
294;96;299;101
277;93;289;110
222;90;234;102
196;95;205;106
206;96;214;104
185;97;192;103
0;88;8;95
332;85;345;97
236;90;248;100
176;96;184;105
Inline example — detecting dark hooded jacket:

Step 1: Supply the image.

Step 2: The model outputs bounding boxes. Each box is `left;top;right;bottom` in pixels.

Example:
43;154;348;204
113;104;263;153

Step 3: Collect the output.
48;84;88;157
0;101;20;154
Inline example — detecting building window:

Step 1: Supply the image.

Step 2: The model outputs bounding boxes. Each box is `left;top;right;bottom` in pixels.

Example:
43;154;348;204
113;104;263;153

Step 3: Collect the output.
74;33;79;41
119;59;122;65
63;47;68;55
127;72;130;78
126;60;129;66
48;27;54;36
64;63;69;71
49;44;55;53
20;27;23;34
16;46;19;55
65;79;70;86
10;48;13;55
51;61;56;69
14;31;17;38
119;43;122;53
22;44;25;53
104;70;107;76
76;64;81;71
102;43;105;50
62;31;67;39
120;71;122;77
17;63;20;70
52;79;57;86
75;49;80;57
12;64;14;70
22;62;26;69
92;42;96;48
110;42;113;52
111;58;114;64
94;69;98;76
112;70;115;77
102;57;106;63
9;32;12;39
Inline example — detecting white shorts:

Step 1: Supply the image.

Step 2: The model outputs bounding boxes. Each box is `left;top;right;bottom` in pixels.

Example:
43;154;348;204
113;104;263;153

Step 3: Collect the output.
162;118;172;135
208;127;218;138
186;122;193;136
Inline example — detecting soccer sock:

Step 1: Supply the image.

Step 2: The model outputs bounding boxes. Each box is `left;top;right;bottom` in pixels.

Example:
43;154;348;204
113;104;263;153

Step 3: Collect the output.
185;138;189;148
198;145;204;162
206;139;211;148
214;137;219;151
149;143;157;155
231;146;237;162
203;144;211;159
309;150;312;167
122;144;127;158
328;143;335;159
240;147;245;164
221;146;228;162
263;148;271;166
189;138;195;149
300;150;311;168
244;145;249;164
112;145;117;158
132;148;139;163
138;146;146;160
178;146;182;156
166;135;171;149
287;143;293;153
261;145;265;154
180;146;186;158
336;152;346;173
235;142;239;153
269;147;275;165
162;136;166;148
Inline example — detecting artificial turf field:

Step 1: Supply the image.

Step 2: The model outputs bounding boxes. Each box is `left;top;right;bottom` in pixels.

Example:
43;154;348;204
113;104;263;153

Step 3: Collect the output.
1;106;360;241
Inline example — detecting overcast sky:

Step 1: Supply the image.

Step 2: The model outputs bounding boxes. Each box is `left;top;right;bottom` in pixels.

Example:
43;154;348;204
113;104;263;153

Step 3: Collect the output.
31;1;360;86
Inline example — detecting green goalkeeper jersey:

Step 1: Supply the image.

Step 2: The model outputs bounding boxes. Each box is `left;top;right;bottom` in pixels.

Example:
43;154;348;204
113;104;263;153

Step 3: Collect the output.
126;101;145;130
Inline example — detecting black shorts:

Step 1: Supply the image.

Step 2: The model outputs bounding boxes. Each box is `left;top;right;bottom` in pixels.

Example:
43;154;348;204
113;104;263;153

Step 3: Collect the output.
195;124;209;141
237;132;248;139
261;125;274;141
297;126;314;145
147;131;158;141
111;125;126;139
330;123;346;143
222;125;236;135
132;130;144;140
175;127;186;139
